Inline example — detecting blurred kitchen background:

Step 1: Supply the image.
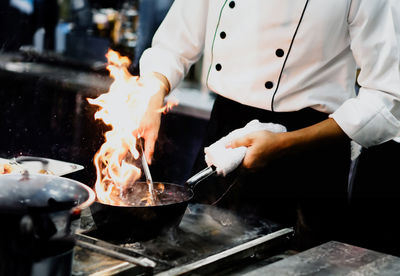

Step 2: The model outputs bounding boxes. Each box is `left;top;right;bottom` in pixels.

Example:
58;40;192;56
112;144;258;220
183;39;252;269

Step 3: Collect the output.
0;0;214;187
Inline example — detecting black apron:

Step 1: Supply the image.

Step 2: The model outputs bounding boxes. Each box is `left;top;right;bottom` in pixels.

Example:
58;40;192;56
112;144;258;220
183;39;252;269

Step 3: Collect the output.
191;95;351;250
348;140;400;256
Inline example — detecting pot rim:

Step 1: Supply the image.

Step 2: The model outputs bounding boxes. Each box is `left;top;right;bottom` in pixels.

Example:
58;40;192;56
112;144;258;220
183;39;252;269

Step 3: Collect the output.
0;173;96;211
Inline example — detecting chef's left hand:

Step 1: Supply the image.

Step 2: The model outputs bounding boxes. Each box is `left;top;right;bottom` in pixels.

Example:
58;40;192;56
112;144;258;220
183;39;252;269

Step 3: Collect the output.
227;130;285;170
228;118;351;170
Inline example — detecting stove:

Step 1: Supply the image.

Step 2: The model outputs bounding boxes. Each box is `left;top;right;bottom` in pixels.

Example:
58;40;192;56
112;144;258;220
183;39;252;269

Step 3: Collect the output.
72;204;293;275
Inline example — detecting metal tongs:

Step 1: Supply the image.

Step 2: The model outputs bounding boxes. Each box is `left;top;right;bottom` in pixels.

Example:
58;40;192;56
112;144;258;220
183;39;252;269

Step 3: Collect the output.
138;137;157;203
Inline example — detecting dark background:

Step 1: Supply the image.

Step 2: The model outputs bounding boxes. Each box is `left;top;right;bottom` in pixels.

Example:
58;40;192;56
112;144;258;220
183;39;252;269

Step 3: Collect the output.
0;69;208;187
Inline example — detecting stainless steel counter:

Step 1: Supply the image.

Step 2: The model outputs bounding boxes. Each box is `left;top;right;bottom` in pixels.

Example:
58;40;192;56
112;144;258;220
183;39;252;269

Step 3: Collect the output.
235;241;400;276
166;86;214;120
72;219;400;276
72;203;293;275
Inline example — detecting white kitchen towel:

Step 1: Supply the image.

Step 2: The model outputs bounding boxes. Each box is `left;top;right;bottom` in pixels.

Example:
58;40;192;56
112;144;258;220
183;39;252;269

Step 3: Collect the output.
204;120;287;176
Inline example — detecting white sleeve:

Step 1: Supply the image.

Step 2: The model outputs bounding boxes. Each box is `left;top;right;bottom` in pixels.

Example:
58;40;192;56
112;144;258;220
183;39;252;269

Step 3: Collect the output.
330;0;400;147
139;0;209;90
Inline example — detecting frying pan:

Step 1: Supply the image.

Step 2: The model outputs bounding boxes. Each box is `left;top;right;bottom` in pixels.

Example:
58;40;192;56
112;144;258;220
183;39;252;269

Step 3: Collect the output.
90;166;217;242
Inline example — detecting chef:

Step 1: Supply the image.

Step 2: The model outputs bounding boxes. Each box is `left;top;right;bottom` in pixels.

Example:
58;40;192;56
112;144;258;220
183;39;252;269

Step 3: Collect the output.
137;0;400;250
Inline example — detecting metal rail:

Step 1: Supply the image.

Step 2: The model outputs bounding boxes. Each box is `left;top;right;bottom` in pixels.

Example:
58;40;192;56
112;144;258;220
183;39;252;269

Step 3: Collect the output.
155;228;294;276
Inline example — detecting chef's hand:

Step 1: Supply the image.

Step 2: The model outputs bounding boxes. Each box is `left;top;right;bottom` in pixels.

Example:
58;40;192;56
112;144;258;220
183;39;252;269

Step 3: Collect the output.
228;130;284;170
138;72;170;164
228;118;350;170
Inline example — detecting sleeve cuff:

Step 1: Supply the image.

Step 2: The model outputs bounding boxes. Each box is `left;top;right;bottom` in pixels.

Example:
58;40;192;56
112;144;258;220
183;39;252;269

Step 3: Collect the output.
330;97;400;147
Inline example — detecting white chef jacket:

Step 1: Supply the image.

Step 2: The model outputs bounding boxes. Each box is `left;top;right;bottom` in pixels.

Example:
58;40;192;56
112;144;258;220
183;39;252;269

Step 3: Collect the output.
140;0;400;148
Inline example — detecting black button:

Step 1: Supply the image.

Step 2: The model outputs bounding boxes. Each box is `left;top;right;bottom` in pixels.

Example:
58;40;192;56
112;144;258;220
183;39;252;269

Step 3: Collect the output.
265;81;274;89
220;31;226;39
215;64;222;71
229;1;235;8
275;49;284;57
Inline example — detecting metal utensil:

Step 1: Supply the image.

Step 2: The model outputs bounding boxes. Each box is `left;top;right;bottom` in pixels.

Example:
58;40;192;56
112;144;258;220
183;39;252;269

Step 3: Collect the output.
75;238;156;269
138;137;157;203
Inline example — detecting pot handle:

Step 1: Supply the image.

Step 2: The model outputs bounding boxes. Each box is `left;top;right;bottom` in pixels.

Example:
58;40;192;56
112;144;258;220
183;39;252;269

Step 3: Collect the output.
185;165;217;189
15;156;50;173
15;156;49;166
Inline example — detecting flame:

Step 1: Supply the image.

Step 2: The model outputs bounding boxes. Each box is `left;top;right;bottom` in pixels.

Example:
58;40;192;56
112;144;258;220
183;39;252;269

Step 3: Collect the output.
156;97;179;114
87;49;174;205
140;188;155;206
156;182;165;193
139;182;165;206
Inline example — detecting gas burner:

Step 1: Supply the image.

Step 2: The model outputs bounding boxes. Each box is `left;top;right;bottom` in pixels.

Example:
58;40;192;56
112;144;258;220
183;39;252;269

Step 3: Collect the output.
72;204;293;275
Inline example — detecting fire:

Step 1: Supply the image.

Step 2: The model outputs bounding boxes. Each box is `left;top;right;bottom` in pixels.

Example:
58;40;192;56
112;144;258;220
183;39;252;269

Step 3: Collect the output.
156;97;179;114
139;182;165;205
156;182;165;193
87;49;175;206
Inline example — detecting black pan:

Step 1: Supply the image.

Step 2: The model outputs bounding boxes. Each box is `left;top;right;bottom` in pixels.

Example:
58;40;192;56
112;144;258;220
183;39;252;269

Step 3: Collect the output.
90;166;216;242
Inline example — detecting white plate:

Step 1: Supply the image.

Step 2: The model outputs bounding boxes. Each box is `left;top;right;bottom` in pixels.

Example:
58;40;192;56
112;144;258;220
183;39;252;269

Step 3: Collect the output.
0;156;84;176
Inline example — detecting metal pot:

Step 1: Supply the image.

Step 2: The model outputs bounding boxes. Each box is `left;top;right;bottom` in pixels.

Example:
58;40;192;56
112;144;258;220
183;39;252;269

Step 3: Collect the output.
0;173;95;276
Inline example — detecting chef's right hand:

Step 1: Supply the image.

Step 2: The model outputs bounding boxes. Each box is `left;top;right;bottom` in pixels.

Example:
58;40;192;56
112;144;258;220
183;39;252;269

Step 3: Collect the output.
138;72;170;164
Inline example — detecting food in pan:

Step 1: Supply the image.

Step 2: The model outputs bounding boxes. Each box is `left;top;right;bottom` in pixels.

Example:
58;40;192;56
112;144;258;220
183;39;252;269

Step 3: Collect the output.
0;162;54;175
0;163;13;174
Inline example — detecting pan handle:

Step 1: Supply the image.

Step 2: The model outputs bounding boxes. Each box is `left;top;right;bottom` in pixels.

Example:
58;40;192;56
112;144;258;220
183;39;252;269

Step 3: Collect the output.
185;165;217;189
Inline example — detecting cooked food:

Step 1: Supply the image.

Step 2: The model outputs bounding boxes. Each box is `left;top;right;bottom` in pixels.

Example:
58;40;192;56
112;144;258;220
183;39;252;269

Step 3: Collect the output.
0;162;53;175
0;163;13;174
38;169;54;175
